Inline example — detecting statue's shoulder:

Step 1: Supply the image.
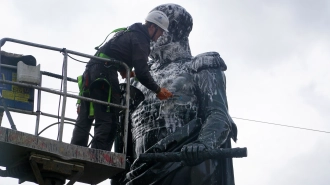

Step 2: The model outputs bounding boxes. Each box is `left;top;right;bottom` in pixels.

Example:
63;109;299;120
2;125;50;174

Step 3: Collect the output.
187;52;227;73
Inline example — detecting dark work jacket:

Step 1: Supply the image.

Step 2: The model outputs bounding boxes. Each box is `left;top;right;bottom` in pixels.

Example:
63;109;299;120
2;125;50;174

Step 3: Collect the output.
98;23;160;93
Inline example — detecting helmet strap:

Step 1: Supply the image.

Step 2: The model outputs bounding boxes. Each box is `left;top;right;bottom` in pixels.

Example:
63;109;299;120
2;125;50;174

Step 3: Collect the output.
151;25;158;41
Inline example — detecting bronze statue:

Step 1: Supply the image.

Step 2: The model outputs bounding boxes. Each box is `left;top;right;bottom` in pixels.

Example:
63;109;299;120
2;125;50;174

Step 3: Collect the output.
115;4;238;185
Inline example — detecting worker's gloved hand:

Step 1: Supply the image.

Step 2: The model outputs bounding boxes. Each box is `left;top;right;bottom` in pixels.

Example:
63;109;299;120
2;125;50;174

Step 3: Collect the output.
181;142;207;166
119;71;135;79
156;88;173;100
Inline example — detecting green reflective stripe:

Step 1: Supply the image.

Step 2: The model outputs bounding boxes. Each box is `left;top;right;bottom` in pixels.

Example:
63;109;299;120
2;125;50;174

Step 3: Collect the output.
77;99;81;105
112;27;128;33
89;102;94;117
98;52;110;59
88;78;112;114
77;75;83;91
91;78;110;86
97;52;121;68
89;87;111;116
77;75;83;105
106;86;111;112
95;27;128;50
108;86;111;103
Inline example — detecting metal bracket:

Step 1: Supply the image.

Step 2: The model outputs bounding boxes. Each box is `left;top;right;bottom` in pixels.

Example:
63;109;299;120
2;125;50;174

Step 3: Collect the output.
0;93;16;130
29;154;84;185
29;158;45;185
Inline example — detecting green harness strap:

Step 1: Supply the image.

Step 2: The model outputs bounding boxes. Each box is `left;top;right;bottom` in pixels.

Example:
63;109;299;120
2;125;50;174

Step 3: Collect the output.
94;27;128;50
106;86;112;112
76;75;85;106
77;75;112;117
98;52;110;59
89;102;94;117
77;27;127;117
88;78;112;117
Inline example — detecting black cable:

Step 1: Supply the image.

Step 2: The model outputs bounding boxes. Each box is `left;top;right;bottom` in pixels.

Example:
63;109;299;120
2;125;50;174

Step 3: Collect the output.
38;121;94;139
41;71;77;83
232;117;330;134
57;59;64;140
67;53;88;64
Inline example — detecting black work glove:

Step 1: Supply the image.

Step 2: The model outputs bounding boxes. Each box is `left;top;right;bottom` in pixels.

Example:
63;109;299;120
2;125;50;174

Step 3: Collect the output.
181;142;207;166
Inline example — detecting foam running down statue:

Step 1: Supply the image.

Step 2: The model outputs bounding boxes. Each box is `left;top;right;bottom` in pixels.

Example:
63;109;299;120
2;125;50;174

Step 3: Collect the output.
114;4;238;185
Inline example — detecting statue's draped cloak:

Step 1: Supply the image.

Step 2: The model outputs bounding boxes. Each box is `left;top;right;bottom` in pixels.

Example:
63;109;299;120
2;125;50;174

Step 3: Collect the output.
126;52;237;185
118;3;237;185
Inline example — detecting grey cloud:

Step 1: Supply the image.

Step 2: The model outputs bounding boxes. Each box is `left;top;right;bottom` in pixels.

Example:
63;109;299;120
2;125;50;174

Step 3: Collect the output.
271;140;330;184
10;0;117;31
278;0;330;31
299;83;330;124
199;0;330;69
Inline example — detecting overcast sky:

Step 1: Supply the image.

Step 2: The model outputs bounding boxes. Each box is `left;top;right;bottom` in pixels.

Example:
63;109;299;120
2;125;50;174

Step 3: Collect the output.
1;0;330;185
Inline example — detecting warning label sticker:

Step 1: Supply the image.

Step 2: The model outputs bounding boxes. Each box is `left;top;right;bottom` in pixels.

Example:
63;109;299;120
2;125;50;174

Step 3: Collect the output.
1;73;31;103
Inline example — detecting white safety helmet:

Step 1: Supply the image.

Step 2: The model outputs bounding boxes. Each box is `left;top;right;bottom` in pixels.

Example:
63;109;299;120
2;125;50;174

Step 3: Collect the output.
145;10;169;32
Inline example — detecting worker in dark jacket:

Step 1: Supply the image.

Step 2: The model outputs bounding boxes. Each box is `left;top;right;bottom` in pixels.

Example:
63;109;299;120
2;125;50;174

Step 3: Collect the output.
70;10;173;151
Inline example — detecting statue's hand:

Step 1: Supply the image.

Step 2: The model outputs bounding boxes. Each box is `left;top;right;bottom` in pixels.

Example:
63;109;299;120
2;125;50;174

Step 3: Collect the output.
181;142;207;166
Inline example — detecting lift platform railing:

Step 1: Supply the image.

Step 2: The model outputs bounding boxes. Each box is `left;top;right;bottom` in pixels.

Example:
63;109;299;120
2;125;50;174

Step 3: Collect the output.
0;63;79;123
0;37;131;154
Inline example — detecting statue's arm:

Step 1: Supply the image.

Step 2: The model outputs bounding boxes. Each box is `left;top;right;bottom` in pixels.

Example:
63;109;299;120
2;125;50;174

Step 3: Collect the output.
194;68;231;149
181;52;233;166
190;52;232;149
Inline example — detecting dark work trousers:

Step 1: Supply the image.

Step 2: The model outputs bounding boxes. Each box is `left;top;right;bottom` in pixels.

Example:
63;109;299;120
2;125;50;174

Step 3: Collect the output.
71;64;121;151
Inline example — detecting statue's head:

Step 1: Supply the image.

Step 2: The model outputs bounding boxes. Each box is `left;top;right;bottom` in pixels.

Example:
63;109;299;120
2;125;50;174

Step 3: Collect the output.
149;4;193;63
